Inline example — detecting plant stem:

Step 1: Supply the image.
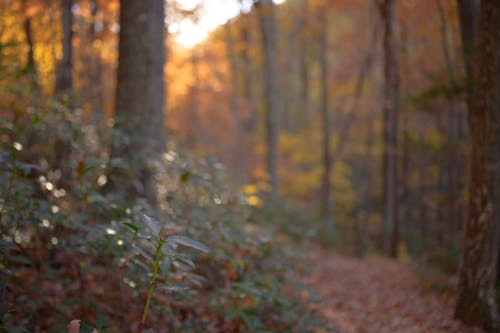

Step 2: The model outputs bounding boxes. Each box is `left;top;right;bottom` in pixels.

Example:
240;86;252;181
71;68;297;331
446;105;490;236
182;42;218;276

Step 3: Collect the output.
141;238;164;326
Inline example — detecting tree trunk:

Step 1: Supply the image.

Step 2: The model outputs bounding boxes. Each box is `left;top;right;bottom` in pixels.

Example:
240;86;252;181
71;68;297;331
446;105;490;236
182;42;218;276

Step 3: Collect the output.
318;2;333;233
21;0;37;87
255;0;279;199
112;0;166;204
379;0;399;258
298;0;310;129
454;1;500;331
53;0;74;188
240;21;257;133
456;0;477;111
224;21;246;185
436;0;461;251
55;0;73;94
88;0;104;125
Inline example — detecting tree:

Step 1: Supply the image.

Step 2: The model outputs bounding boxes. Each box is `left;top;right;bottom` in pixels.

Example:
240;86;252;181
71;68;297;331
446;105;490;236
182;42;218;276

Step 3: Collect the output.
224;20;246;184
53;0;74;188
436;0;462;250
298;0;310;129
55;0;73;94
255;0;279;198
111;0;166;204
378;0;399;258
318;1;333;233
454;0;500;331
82;0;105;125
456;0;477;111
21;0;37;87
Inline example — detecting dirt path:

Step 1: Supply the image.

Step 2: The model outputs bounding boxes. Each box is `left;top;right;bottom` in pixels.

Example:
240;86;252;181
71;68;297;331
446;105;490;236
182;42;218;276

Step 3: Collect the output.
301;246;484;333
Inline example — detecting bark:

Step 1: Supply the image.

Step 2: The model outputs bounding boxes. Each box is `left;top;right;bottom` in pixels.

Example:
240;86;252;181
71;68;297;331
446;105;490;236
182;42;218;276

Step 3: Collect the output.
255;0;279;198
88;0;104;124
112;0;166;203
398;16;413;253
298;0;310;129
379;0;399;258
454;1;500;331
21;0;37;86
53;0;74;188
224;21;246;184
81;0;104;125
456;0;477;110
55;0;73;94
318;2;333;232
282;24;294;132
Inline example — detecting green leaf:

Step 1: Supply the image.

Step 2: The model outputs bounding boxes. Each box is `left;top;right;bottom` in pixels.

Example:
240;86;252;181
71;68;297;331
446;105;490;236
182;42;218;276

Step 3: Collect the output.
168;235;210;253
137;231;155;240
132;243;154;263
123;222;139;232
142;214;161;234
170;253;195;269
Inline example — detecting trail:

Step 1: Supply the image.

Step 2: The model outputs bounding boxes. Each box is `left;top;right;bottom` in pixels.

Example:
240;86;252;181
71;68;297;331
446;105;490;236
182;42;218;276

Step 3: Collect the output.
301;245;485;333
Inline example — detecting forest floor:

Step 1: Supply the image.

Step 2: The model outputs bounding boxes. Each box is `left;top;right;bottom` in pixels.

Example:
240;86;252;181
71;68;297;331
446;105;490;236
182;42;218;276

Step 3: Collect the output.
300;244;485;333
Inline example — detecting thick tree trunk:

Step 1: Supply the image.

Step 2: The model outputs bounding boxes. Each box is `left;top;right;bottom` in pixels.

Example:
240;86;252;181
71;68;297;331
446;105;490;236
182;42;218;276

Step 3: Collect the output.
256;0;279;199
454;1;500;331
112;0;166;203
55;0;73;94
379;0;399;258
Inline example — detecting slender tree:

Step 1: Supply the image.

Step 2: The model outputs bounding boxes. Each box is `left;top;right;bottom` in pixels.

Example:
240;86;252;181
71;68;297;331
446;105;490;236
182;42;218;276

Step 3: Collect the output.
436;0;461;250
456;0;477;111
55;0;73;93
378;0;399;258
21;0;36;87
224;21;246;184
318;1;333;232
112;0;166;203
53;0;74;189
239;15;257;133
87;0;104;124
454;1;500;331
298;0;310;129
255;0;279;198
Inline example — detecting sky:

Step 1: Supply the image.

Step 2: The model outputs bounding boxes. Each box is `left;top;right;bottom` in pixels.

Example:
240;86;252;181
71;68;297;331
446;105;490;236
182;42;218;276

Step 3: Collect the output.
171;0;286;47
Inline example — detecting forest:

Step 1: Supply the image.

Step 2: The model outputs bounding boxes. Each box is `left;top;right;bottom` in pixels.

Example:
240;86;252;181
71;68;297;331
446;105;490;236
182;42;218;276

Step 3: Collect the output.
0;0;499;332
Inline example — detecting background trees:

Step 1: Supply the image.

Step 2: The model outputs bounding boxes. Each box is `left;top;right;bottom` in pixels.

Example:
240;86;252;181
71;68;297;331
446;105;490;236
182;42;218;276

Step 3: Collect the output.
1;0;499;331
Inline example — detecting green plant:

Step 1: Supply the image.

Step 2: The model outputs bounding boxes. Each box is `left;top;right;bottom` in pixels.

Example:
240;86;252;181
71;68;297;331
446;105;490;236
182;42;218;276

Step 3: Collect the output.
123;214;210;330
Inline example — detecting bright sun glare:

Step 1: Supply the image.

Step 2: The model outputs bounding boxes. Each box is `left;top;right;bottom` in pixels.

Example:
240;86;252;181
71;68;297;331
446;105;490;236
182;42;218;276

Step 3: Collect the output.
173;0;286;48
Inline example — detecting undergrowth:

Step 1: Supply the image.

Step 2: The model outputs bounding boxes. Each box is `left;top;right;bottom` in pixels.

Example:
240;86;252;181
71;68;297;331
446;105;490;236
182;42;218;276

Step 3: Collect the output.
0;89;323;332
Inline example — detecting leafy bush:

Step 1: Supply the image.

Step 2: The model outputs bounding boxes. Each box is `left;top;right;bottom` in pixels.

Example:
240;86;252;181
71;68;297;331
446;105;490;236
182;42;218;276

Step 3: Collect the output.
0;91;322;332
